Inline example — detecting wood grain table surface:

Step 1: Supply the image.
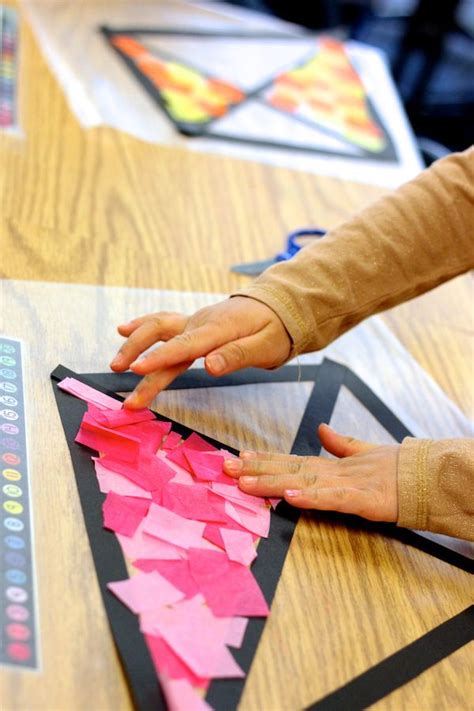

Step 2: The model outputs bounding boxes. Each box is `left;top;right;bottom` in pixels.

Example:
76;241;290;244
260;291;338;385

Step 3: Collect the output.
1;2;472;710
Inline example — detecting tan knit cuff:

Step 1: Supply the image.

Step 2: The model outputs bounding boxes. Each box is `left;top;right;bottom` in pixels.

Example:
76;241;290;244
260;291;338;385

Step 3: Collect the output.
397;437;432;531
231;286;309;357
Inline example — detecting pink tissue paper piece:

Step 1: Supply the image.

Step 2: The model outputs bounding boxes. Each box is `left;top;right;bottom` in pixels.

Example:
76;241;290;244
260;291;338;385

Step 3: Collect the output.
115;420;171;453
166;446;194;473
211;482;266;513
202;497;259;548
100;453;175;492
93;407;155;428
183;433;218;452
108;570;184;614
161;431;182;450
145;634;209;690
159;677;213;711
220;529;257;567
225;616;249;648
141;595;244;679
184;450;227;482
134;559;200;599
224;501;271;538
102;491;150;537
58;377;122;410
117;518;186;561
94;459;152;499
76;412;141;463
188;549;269;618
87;403;170;453
143;503;207;550
162;483;227;523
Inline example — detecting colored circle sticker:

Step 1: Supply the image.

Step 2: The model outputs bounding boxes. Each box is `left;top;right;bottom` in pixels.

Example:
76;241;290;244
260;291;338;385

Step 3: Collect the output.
6;604;29;622
0;369;16;379
0;409;19;421
1;437;19;449
0;423;19;434
3;483;22;497
0;381;17;393
4;534;25;550
6;623;31;641
6;586;28;603
2;469;21;481
5;552;26;567
3;500;23;515
0;356;16;367
7;642;31;662
2;453;20;466
4;517;24;532
0;395;18;407
6;569;27;585
0;344;16;354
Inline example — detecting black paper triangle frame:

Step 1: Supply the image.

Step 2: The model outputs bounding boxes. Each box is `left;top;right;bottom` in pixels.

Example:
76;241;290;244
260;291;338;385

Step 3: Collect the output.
50;359;472;711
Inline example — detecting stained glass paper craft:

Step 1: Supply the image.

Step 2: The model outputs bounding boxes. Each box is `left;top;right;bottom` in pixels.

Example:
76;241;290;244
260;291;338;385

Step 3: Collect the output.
102;27;397;162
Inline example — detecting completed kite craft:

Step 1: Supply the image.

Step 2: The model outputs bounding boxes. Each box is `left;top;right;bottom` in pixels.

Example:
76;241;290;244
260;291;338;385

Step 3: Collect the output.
58;376;272;711
102;27;397;162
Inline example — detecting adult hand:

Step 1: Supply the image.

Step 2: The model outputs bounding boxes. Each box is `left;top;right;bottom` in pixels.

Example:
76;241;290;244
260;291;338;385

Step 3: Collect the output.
110;296;292;408
224;424;399;522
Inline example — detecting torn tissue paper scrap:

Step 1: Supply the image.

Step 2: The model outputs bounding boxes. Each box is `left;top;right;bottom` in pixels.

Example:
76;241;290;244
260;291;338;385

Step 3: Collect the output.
60;376;273;708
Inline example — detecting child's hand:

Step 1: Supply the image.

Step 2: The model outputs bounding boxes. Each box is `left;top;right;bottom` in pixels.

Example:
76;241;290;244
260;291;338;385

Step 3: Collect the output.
110;296;292;408
224;424;399;523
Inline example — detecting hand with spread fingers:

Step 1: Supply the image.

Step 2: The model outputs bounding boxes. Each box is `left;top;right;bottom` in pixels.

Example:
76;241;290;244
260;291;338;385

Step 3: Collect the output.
110;296;292;409
224;424;399;522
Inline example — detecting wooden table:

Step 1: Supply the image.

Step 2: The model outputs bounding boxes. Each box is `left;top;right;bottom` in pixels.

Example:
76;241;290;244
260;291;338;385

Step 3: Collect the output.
1;3;472;710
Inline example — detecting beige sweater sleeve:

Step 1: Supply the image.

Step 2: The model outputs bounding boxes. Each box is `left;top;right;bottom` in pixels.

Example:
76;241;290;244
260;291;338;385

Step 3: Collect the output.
233;148;474;540
398;438;474;541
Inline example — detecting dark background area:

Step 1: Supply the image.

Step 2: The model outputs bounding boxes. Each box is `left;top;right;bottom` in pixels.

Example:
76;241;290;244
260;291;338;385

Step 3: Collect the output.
223;0;474;159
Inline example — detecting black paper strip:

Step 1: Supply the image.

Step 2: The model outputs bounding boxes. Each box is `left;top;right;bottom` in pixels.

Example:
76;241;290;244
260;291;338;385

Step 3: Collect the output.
307;605;474;711
207;361;339;709
84;363;321;392
52;376;165;711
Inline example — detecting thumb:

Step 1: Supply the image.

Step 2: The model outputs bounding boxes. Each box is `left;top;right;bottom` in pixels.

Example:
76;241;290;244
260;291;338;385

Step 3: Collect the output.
205;332;284;376
318;423;375;458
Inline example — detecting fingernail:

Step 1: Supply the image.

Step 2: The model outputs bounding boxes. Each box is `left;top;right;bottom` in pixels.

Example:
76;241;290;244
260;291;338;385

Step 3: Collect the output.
110;355;122;366
285;489;302;497
130;360;141;370
124;394;138;408
207;354;226;374
240;451;256;459
224;459;243;472
240;476;257;485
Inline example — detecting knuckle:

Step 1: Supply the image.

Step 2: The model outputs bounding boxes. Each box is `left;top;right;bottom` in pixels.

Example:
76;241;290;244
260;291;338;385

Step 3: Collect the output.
335;487;348;501
287;456;309;475
302;470;317;488
149;314;165;330
225;341;247;367
264;474;279;488
249;460;267;475
174;331;194;348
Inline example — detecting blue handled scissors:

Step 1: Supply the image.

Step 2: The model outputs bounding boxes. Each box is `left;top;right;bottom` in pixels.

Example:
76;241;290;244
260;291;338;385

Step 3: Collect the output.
231;227;326;276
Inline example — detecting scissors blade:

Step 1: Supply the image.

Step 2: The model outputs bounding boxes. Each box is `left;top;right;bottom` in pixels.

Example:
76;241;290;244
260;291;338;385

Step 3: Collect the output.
230;258;277;276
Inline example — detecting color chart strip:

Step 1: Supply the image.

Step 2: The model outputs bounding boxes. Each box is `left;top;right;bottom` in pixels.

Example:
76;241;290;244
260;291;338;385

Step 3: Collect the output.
0;6;18;130
0;337;38;669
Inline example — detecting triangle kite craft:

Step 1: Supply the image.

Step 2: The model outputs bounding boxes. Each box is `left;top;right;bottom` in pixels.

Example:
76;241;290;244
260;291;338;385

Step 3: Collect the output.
50;360;472;711
101;26;398;163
